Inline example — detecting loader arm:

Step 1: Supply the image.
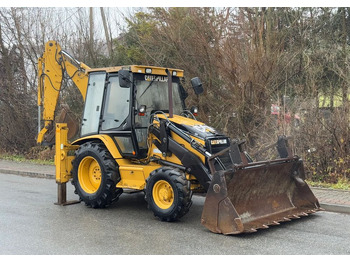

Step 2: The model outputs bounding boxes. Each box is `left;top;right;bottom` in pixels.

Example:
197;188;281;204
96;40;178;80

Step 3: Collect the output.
37;40;90;144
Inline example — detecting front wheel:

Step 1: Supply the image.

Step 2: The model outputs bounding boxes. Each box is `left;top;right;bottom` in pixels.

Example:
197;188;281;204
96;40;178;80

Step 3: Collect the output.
145;167;192;221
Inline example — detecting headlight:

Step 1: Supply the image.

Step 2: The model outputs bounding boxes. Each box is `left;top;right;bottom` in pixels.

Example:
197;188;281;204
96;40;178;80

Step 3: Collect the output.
138;105;147;116
190;106;198;115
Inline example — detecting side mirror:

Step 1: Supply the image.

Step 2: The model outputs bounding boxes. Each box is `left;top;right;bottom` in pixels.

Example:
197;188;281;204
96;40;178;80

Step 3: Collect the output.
191;77;204;95
119;70;131;88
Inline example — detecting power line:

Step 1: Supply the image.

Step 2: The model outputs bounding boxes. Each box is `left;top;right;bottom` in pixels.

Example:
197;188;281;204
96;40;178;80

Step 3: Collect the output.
49;7;84;34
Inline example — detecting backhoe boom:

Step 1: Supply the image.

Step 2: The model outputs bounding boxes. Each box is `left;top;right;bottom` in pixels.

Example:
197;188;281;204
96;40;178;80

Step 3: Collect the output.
37;40;90;144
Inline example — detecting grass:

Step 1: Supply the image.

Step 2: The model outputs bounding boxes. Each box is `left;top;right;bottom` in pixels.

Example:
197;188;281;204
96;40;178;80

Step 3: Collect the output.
306;178;350;191
0;153;54;165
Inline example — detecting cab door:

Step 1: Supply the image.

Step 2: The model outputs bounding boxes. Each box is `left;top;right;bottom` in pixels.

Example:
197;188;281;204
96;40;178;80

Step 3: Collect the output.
100;75;130;131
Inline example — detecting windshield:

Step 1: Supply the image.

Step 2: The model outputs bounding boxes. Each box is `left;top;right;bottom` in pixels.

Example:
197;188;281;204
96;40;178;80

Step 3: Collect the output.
134;75;185;150
135;76;184;115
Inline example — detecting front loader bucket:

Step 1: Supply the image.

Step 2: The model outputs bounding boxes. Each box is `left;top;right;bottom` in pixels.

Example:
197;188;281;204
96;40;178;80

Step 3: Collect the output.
201;158;322;235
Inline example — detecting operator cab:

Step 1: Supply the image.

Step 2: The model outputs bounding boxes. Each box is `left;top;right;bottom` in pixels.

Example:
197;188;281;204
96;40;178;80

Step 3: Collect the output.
81;65;187;159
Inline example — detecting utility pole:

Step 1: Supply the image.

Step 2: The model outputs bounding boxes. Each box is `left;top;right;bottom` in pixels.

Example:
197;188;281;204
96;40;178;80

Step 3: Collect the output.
89;7;96;65
100;7;112;57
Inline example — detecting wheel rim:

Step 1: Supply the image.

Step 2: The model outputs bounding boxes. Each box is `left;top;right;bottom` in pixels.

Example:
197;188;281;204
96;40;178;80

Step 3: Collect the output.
152;180;174;209
78;156;101;194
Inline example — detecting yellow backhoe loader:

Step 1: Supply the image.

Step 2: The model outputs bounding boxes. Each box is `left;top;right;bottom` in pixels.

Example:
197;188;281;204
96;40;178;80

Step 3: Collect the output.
37;40;322;235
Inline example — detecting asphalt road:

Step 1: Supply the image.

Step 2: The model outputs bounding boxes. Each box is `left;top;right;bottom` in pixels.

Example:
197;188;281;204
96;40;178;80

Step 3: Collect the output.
1;173;350;255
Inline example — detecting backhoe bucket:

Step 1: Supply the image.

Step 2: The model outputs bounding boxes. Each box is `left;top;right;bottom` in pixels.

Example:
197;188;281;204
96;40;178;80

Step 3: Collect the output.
201;140;322;234
44;105;79;144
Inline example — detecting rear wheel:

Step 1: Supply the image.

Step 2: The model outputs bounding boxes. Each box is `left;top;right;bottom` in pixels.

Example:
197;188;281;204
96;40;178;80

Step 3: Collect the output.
72;142;121;208
145;167;192;221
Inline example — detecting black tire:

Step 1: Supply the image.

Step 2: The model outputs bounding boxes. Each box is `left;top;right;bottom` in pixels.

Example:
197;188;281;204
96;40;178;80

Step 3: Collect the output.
72;141;121;208
145;167;192;221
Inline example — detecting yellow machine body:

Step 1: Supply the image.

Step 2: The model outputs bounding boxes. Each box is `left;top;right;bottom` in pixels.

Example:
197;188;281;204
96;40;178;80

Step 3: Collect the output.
38;41;322;234
66;114;206;191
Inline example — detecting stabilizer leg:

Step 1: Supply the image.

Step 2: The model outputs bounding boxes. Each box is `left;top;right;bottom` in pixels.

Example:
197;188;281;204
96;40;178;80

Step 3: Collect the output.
54;123;80;206
54;182;80;206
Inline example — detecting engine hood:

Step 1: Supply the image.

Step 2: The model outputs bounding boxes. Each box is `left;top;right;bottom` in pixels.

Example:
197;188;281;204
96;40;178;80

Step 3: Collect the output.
157;114;224;140
182;123;221;139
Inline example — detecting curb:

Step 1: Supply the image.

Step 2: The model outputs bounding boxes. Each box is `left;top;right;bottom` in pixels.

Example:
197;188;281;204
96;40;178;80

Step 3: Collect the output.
0;168;55;179
319;203;350;214
311;187;350;214
311;186;350;193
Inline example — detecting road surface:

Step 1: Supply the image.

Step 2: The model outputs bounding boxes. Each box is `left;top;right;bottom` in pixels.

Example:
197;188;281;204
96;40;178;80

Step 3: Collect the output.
1;173;349;255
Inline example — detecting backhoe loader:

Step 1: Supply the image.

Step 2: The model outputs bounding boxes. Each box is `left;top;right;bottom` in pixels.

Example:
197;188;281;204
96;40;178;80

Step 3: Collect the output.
37;40;322;235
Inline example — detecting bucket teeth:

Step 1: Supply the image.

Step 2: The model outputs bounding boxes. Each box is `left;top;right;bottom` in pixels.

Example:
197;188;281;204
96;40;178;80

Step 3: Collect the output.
299;212;308;217
271;221;280;225
283;217;291;222
292;215;300;219
261;224;269;229
248;228;257;233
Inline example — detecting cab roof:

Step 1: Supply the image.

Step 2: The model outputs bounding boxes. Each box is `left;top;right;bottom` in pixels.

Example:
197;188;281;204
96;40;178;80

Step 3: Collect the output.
86;65;184;77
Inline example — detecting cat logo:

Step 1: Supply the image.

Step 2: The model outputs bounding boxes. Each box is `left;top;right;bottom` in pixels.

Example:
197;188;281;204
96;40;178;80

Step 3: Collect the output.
145;75;168;82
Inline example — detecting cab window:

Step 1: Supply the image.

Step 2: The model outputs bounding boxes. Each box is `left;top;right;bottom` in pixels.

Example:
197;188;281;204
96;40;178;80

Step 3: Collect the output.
101;76;130;130
81;72;106;136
